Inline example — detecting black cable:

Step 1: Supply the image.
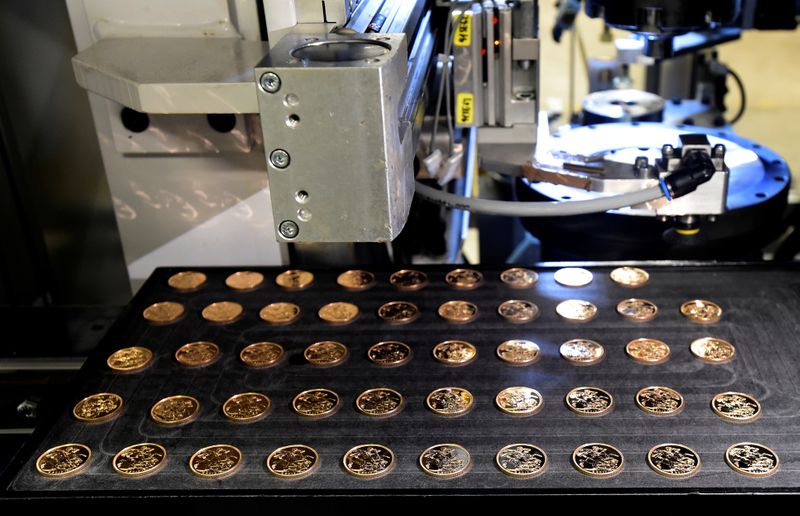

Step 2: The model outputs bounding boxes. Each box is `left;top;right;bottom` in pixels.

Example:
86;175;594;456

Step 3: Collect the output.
727;67;747;125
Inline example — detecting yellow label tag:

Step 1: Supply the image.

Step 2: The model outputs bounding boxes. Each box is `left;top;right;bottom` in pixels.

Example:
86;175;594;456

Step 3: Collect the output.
454;13;472;47
456;93;475;126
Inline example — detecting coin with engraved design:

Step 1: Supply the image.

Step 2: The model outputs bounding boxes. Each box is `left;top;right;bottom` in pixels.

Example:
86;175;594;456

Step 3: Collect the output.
647;443;700;479
438;300;478;324
555;299;597;322
419;444;471;479
72;392;124;423
497;299;539;323
168;271;207;291
143;301;185;325
343;444;395;479
239;342;284;368
304;341;348;367
36;444;92;478
225;270;264;290
150;395;200;426
318;302;359;325
275;269;314;291
496;340;540;366
572;443;624;478
500;268;538;289
495;386;543;417
565;386;614;416
189;445;242;479
266;445;320;479
711;392;761;423
609;266;649;288
112;443;167;478
377;301;420;324
617;298;658;322
222;392;271;422
107;346;153;373
367;341;412;367
432;340;477;366
426;387;474;417
389;269;428;291
725;443;779;478
292;388;341;418
635;386;684;416
496;444;548;478
680;299;722;324
690;337;735;364
356;388;405;417
625;338;670;365
259;302;300;325
560;339;605;365
337;270;375;291
202;301;243;324
175;341;220;367
445;268;483;290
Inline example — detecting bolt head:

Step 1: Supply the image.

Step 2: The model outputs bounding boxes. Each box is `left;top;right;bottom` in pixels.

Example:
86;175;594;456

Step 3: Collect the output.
279;220;299;239
260;72;281;93
270;149;290;169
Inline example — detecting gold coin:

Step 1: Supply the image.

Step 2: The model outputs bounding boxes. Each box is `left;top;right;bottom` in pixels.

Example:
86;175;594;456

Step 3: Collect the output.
711;392;761;423
225;270;264;290
107;346;153;373
617;298;658;322
419;444;471;479
572;443;624;478
555;299;598;322
725;442;780;478
445;268;483;290
337;270;375;291
389;269;428;291
495;386;544;417
72;392;124;423
625;338;670;365
355;388;405;417
426;387;474;417
432;340;477;366
304;341;348;367
36;444;91;478
377;301;420;324
437;300;479;324
143;301;185;325
647;444;700;479
175;341;220;368
168;271;207;291
342;444;395;479
635;386;684;416
496;444;548;479
367;341;413;367
222;392;271;422
266;444;320;479
292;388;341;418
609;266;649;288
201;301;243;324
259;302;300;325
318;302;359;325
239;342;284;368
565;386;614;417
189;444;242;479
554;267;593;287
497;299;539;323
500;267;538;289
496;340;541;366
690;337;735;364
112;443;167;478
150;395;200;426
680;299;722;324
275;269;314;291
560;339;605;365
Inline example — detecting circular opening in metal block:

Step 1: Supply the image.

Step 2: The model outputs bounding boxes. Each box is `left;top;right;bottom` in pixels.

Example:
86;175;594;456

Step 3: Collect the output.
291;39;391;62
295;190;309;204
286;114;300;128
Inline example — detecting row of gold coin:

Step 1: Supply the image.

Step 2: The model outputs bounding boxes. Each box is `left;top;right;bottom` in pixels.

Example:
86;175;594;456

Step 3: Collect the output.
35;440;779;481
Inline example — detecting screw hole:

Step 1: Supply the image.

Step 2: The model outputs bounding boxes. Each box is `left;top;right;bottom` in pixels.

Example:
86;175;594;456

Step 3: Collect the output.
286;114;300;128
283;94;299;107
295;190;309;203
561;196;572;200
774;176;786;182
120;107;150;133
207;113;236;133
297;208;312;222
756;192;767;198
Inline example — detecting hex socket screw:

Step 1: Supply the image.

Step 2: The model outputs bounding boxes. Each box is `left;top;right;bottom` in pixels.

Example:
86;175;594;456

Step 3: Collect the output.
260;72;281;93
279;220;299;239
270;149;290;169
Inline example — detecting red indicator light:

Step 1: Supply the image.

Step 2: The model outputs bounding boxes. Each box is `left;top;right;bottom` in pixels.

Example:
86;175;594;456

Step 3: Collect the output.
481;47;487;56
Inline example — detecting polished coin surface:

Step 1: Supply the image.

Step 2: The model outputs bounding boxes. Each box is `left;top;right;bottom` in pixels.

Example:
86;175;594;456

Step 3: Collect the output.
609;266;649;288
367;341;412;367
445;268;483;290
225;270;264;291
426;387;474;417
175;341;220;367
239;342;284;368
73;392;124;423
555;299;598;322
222;392;271;422
617;298;658;322
259;302;300;325
497;299;539;323
389;269;428;291
143;301;185;325
496;339;541;366
572;443;624;478
275;269;314;291
107;346;153;373
438;300;479;324
318;302;359;325
500;267;538;289
337;270;375;291
112;443;167;478
304;341;348;367
356;388;405;417
495;386;544;417
266;445;320;479
711;392;761;423
690;337;736;364
150;395;200;426
189;445;242;479
560;339;605;365
343;444;395;479
377;301;420;324
432;340;477;366
36;444;91;478
647;444;700;479
636;386;684;416
496;444;548;479
202;301;243;324
554;267;593;287
292;388;341;418
419;444;471;479
625;338;670;365
725;443;780;478
681;299;722;324
168;271;207;291
565;387;614;416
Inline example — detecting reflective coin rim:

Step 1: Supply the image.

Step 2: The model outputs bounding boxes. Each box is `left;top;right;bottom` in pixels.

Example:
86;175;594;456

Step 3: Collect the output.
425;387;475;417
555;299;598;323
495;443;549;479
355;387;406;417
112;442;168;478
554;267;594;287
317;302;360;325
188;444;243;479
497;299;540;324
35;443;92;478
499;267;539;289
258;302;300;326
303;341;349;367
711;391;762;423
559;339;605;366
616;298;658;322
565;386;615;417
625;338;671;365
72;392;124;423
175;341;220;368
107;346;154;373
646;443;701;479
201;301;244;324
275;269;315;291
222;392;272;422
680;299;722;324
342;444;396;479
367;341;413;367
432;340;477;366
418;443;472;480
437;300;479;324
239;342;285;369
609;266;649;288
495;386;544;417
389;269;428;291
265;444;320;480
337;270;375;291
377;301;421;325
690;337;736;364
445;268;484;290
167;271;207;291
724;442;780;478
291;388;342;418
496;339;541;366
571;442;625;478
142;301;185;325
225;270;265;291
150;395;200;426
635;385;685;417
